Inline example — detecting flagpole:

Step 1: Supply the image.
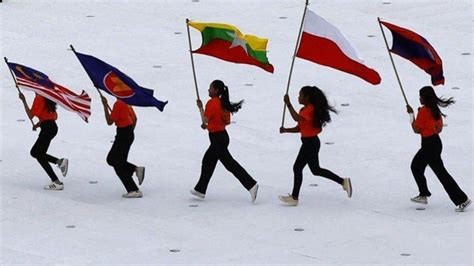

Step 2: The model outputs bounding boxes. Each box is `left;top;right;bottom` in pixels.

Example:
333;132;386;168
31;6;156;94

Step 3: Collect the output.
377;17;409;106
4;57;36;128
186;18;206;124
281;0;309;127
70;44;112;112
95;87;112;112
186;19;200;100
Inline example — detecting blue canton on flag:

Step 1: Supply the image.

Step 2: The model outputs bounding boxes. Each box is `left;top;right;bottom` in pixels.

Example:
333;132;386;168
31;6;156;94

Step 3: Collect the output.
6;61;91;122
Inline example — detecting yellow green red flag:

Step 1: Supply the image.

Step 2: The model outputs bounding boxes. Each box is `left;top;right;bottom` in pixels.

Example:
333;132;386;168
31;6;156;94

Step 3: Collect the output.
188;21;274;73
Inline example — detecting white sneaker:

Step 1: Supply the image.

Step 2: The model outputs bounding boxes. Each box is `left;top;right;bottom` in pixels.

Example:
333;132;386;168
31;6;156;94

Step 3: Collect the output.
57;158;69;177
44;181;64;190
249;184;259;203
279;194;298;206
122;190;143;198
455;198;471;212
410;195;428;205
190;189;205;199
135;166;145;185
342;178;352;198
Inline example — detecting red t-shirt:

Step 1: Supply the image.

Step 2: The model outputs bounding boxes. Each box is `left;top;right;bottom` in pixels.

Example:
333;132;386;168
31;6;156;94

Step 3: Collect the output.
31;95;57;122
298;104;322;137
413;106;443;137
204;97;230;133
110;100;136;128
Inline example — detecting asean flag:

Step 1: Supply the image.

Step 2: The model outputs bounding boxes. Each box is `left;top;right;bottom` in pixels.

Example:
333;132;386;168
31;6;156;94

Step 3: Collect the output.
296;10;381;85
73;51;168;111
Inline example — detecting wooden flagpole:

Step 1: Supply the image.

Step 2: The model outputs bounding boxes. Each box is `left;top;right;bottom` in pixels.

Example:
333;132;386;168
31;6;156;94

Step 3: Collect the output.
186;18;206;124
4;57;36;128
186;18;201;101
377;17;409;106
69;44;112;112
281;0;310;127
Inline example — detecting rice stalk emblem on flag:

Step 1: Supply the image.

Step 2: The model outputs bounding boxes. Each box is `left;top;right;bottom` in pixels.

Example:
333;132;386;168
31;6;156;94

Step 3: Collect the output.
103;71;135;98
72;50;168;111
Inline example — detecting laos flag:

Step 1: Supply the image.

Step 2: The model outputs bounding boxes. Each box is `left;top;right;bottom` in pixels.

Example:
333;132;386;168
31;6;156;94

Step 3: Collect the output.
72;49;168;111
380;20;444;86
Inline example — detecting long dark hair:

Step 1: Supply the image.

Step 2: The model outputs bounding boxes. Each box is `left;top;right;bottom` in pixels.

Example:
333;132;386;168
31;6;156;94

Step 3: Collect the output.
211;80;243;114
300;86;337;128
419;86;454;120
44;98;57;113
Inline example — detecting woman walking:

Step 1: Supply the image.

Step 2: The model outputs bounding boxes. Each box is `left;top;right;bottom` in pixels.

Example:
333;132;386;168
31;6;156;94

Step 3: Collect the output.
101;96;145;198
279;86;351;206
191;80;259;202
19;93;68;190
407;86;470;212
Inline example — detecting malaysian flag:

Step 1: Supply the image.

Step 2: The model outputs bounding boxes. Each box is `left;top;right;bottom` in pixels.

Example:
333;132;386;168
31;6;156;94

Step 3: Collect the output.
7;62;91;122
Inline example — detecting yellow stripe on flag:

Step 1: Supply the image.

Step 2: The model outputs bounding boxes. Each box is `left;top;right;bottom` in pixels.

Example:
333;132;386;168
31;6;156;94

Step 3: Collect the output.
188;21;269;52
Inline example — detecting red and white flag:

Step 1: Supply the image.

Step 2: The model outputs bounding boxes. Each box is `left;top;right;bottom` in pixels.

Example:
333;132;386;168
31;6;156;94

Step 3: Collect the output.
7;62;91;122
17;78;91;122
296;10;381;85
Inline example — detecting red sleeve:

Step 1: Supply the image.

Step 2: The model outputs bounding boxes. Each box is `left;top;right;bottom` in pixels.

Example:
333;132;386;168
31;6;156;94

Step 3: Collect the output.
299;106;312;122
30;95;43;118
110;101;123;122
204;100;216;120
414;107;429;130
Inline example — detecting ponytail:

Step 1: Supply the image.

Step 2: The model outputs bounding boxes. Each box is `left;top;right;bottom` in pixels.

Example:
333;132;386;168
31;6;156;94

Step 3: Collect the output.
420;86;454;120
211;80;243;113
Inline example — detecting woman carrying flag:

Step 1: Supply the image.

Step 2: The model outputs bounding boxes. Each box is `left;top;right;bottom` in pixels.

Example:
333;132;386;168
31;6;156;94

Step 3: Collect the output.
279;86;352;206
19;92;68;190
191;80;259;202
407;86;470;212
101;96;145;198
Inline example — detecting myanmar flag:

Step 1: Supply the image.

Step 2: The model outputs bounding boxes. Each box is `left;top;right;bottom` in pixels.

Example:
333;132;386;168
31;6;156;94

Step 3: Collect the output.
188;21;274;73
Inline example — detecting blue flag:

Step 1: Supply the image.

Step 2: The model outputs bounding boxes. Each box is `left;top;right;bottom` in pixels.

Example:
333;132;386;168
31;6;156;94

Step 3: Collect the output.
73;51;168;111
381;21;444;86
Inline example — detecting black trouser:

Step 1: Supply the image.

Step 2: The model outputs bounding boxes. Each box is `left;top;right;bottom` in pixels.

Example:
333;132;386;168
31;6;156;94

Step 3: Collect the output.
292;136;343;199
194;130;257;194
107;125;138;193
411;134;467;206
30;120;59;182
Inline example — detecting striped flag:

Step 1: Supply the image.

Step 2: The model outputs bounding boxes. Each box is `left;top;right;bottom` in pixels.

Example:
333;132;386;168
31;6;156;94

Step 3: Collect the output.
296;10;381;85
188;21;274;73
380;20;444;86
7;62;91;122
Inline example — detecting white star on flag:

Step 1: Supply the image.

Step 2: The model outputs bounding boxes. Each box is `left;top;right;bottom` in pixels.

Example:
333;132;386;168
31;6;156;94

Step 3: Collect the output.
226;31;248;55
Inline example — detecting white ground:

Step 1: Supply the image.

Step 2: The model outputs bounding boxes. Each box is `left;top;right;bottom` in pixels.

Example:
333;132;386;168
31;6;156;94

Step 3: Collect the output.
1;0;472;264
